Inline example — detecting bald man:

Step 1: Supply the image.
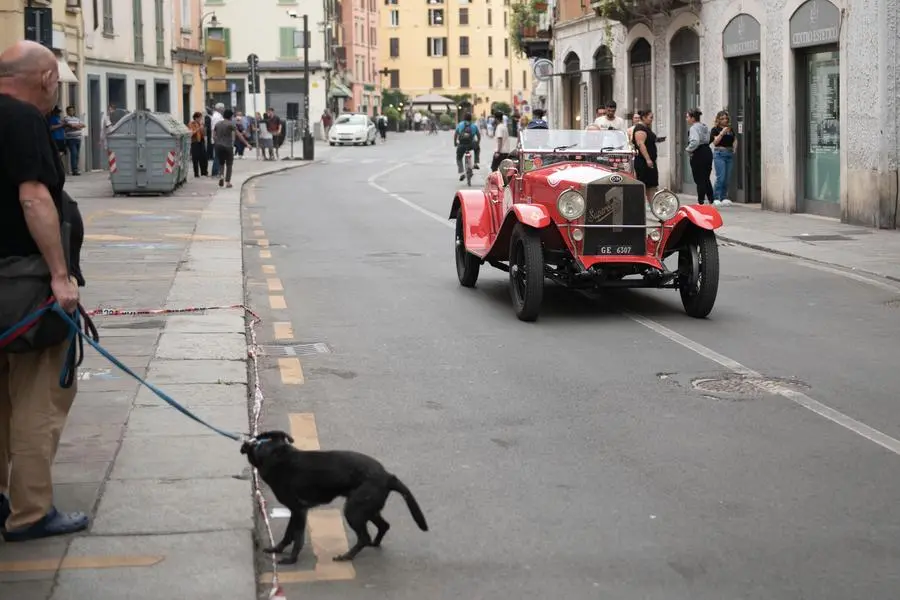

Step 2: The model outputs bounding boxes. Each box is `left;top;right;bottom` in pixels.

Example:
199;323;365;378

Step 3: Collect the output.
0;40;88;541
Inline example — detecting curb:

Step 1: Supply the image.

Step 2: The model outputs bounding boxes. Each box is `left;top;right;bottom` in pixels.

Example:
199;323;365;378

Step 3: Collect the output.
239;161;313;190
718;234;900;285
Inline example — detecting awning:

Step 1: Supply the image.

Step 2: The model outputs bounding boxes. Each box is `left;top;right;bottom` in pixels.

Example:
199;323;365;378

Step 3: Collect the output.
57;59;78;84
329;81;352;98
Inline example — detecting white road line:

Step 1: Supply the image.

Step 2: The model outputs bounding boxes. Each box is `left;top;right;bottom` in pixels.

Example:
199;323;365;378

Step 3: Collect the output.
366;166;900;458
624;310;900;457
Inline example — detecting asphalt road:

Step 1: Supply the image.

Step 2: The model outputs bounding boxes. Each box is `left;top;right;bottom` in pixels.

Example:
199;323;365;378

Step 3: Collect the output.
244;132;900;600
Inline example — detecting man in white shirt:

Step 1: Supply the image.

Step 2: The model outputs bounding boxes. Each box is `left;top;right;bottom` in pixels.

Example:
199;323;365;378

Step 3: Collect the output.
594;100;626;131
209;103;225;176
490;110;512;171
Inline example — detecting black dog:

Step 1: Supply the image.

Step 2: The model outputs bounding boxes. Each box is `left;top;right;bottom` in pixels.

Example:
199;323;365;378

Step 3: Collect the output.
241;430;428;564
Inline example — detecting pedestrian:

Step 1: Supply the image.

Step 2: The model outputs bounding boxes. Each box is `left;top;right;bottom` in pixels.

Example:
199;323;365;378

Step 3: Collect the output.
62;105;84;176
0;39;89;542
209;102;224;176
710;110;737;206
188;111;207;177
377;113;388;142
233;111;247;158
490;110;512;171
685;108;714;205
263;107;282;161
594;101;626;131
100;103;114;155
632;109;660;203
626;111;640;146
48;106;66;159
526;108;549;129
322;110;333;139
213;109;251;188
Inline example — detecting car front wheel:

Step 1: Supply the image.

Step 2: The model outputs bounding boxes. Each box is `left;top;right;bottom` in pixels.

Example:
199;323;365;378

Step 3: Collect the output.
455;214;480;287
678;229;720;318
509;223;544;322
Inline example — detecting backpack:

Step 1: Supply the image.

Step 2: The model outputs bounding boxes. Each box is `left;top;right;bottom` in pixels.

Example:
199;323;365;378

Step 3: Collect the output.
458;121;474;144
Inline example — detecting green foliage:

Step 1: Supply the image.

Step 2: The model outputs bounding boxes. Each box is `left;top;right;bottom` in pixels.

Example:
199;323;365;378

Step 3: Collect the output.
382;89;409;109
509;0;539;57
491;101;512;115
384;106;401;123
439;113;455;127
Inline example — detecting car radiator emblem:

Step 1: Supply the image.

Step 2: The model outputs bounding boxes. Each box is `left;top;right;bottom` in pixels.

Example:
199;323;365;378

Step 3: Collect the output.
609;174;623;183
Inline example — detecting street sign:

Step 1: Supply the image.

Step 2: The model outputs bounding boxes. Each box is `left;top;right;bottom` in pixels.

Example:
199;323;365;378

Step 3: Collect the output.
293;30;310;49
532;58;553;82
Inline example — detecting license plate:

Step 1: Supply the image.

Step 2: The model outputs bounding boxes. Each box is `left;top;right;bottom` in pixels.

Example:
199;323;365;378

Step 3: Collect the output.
597;245;634;255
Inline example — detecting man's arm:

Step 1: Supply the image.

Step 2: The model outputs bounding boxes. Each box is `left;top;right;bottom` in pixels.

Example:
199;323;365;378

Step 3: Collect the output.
19;182;68;279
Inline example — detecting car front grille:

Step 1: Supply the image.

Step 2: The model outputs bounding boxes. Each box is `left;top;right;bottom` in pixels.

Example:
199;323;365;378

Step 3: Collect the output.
581;182;647;256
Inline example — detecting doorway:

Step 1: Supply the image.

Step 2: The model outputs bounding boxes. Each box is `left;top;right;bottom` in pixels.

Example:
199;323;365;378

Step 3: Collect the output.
563;52;581;129
154;81;171;113
591;46;614;114
88;76;101;171
670;27;700;195
182;85;191;123
136;81;147;110
727;57;761;203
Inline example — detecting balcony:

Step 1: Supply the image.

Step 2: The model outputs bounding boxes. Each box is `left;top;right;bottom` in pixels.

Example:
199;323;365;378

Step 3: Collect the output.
589;0;697;27
511;0;552;60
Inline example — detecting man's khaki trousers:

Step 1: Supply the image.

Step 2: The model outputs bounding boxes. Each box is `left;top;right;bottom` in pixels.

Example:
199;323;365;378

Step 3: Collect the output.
0;341;76;530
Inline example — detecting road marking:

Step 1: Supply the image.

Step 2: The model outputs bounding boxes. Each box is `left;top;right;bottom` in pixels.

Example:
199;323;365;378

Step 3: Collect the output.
269;295;287;310
0;555;165;573
254;229;266;237
267;278;284;292
260;249;272;259
623;311;900;457
257;414;355;583
262;264;276;274
274;321;294;339
367;164;900;458
258;239;270;248
279;358;305;384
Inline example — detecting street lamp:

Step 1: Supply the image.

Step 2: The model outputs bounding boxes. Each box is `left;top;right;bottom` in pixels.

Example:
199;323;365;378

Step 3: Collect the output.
287;12;314;160
199;12;219;109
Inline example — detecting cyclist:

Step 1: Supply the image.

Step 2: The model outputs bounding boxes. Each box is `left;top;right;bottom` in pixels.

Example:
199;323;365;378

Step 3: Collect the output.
453;112;481;181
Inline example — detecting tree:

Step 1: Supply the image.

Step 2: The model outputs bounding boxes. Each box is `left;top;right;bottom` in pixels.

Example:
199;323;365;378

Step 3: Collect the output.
491;101;512;115
382;89;409;109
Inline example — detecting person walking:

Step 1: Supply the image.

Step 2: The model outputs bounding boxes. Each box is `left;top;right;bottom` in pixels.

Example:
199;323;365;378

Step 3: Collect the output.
632;109;660;203
213;109;251;188
490;110;512;171
0;39;88;542
710;110;737;206
685;108;714;205
188;111;207;177
62;105;84;175
453;112;481;180
48;106;66;159
209;103;225;176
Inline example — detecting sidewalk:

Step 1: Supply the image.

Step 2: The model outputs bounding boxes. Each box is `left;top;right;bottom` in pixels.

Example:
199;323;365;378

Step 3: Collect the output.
0;154;309;600
688;199;900;283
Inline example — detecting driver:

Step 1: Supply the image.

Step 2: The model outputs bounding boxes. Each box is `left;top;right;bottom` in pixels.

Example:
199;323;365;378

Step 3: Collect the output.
454;112;481;181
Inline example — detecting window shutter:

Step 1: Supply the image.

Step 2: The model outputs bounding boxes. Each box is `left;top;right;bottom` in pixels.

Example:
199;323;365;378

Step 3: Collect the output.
223;28;231;59
426;38;431;56
279;27;296;58
133;0;144;62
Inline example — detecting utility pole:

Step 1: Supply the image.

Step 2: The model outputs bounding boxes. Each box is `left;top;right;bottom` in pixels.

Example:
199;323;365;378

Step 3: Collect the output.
302;14;313;160
247;53;260;158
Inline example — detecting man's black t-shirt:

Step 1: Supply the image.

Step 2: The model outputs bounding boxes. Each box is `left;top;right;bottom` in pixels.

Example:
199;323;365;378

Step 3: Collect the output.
0;94;66;258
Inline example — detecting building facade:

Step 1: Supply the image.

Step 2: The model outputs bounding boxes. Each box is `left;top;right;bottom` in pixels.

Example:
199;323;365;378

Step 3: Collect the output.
0;0;84;133
201;0;332;134
341;0;381;115
81;0;177;170
171;0;205;123
378;0;534;117
546;0;898;229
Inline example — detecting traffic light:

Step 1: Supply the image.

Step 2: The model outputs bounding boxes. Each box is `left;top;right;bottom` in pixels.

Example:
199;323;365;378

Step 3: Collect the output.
247;53;261;94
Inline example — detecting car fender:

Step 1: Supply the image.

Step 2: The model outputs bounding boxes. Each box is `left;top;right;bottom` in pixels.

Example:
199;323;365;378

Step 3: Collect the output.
486;204;556;262
662;204;724;253
449;190;493;257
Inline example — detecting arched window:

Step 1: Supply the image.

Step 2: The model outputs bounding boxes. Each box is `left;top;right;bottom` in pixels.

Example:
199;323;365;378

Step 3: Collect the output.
629;38;652;115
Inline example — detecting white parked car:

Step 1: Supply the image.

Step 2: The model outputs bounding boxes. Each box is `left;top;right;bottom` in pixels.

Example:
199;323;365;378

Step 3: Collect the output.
328;113;377;146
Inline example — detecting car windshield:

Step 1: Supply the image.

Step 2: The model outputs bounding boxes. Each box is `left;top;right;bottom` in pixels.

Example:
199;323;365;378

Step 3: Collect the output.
336;115;367;126
519;129;630;152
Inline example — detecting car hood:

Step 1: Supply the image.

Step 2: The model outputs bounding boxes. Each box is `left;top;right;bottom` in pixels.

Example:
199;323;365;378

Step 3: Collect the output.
532;164;633;188
331;123;367;134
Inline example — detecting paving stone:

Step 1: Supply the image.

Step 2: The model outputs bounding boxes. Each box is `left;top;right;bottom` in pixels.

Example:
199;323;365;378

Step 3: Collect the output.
0;537;68;584
125;404;249;437
146;359;247;385
52;461;112;485
163;312;246;334
154;332;246;361
50;531;255;600
91;478;252;535
133;383;248;408
109;435;242;480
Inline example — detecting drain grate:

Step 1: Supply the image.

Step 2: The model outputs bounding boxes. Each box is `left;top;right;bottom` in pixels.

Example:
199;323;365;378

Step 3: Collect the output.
792;234;853;242
691;374;810;399
260;343;332;357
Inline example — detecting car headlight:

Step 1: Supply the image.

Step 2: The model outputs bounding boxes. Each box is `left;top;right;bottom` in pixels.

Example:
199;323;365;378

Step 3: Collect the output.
557;189;585;221
650;189;680;221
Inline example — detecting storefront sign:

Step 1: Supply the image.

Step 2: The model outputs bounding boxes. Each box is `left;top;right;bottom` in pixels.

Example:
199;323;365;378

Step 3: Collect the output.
722;14;761;58
790;0;841;48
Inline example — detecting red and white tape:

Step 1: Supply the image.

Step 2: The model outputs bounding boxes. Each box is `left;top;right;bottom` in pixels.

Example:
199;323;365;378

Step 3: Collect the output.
90;303;283;595
164;150;176;174
107;150;117;173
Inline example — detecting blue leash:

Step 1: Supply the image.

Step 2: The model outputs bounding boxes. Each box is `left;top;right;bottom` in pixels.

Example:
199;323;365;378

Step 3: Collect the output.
0;303;243;442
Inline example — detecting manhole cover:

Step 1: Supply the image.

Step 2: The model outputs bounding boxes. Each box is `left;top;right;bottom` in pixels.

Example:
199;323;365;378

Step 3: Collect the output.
792;234;853;242
691;374;810;399
259;343;332;357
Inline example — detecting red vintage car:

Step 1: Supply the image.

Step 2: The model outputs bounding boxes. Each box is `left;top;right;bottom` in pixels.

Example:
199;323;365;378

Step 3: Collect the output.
449;128;723;322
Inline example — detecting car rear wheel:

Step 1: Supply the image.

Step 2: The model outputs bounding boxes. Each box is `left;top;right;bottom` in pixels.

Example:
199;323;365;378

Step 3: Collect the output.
678;229;720;318
509;223;544;322
455;214;480;287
